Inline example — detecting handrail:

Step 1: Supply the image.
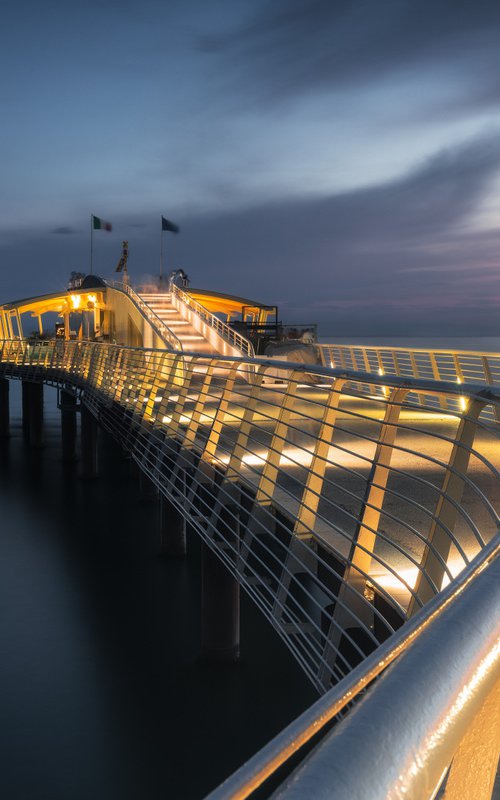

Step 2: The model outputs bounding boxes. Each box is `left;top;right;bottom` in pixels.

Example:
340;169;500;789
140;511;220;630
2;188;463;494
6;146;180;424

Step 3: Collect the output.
205;533;500;799
171;283;255;357
106;280;183;351
316;342;500;423
272;539;500;799
318;341;500;359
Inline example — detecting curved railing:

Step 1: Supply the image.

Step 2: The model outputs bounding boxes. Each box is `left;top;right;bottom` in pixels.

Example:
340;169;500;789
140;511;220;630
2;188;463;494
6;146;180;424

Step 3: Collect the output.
207;534;500;799
106;280;183;351
317;342;500;422
171;284;255;357
1;339;498;698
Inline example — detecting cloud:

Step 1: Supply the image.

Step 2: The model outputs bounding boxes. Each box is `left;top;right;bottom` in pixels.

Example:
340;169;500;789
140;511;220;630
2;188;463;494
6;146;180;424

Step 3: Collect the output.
207;0;500;108
2;132;500;337
51;226;77;235
172;131;500;333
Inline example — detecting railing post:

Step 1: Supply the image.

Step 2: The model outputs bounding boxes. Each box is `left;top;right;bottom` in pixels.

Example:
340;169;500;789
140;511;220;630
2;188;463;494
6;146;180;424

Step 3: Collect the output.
350;348;359;371
408;398;485;615
429;352;447;409
182;363;217;448
255;371;301;504
347;387;408;581
202;364;239;461
481;355;500;422
167;358;198;437
294;378;345;538
144;352;168;420
318;387;408;688
225;365;268;481
155;353;184;420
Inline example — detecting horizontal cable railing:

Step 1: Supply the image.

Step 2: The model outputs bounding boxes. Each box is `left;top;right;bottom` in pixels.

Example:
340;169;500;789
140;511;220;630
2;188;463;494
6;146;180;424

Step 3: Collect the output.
317;342;500;422
106;280;183;351
171;284;255;357
0;340;498;696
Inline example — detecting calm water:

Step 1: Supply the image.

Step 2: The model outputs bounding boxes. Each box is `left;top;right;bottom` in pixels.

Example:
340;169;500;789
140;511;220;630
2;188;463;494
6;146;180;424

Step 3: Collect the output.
0;382;316;800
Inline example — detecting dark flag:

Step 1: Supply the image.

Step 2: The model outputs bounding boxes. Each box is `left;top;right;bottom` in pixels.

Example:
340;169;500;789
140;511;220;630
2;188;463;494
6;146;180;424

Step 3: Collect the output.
162;216;179;233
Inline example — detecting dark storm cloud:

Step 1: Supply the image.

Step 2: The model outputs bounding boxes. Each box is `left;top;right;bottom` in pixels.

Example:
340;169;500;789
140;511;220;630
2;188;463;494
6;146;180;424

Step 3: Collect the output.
206;0;500;105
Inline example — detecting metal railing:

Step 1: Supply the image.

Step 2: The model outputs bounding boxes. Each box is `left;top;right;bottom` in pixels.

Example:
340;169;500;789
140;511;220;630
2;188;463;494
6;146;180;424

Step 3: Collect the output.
106;280;183;351
1;339;498;698
207;534;500;800
317;342;500;422
171;284;255;357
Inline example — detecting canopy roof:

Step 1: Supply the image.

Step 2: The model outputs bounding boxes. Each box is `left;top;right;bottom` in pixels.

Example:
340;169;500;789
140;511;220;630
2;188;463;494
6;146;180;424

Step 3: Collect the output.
187;287;276;317
0;287;105;316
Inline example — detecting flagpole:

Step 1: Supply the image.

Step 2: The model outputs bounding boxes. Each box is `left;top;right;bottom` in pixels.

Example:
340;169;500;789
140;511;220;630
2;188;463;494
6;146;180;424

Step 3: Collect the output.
159;217;163;283
90;214;94;275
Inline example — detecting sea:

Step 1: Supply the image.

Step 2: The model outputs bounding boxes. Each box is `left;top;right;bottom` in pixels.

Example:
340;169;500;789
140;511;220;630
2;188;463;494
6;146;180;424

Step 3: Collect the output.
1;335;498;800
0;381;316;800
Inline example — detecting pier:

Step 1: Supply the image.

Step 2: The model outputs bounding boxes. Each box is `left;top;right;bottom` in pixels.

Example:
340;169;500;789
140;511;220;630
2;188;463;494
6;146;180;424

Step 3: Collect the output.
0;279;499;798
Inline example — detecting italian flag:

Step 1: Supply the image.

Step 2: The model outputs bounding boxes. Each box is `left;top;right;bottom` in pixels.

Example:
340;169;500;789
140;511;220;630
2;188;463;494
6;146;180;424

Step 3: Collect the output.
92;215;112;231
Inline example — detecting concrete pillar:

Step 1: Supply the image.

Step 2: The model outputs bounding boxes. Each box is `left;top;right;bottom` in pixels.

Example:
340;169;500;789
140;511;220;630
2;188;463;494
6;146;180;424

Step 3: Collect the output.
139;469;159;501
81;405;98;478
159;494;186;556
0;378;9;438
61;390;77;462
22;380;31;438
28;382;44;448
201;542;240;663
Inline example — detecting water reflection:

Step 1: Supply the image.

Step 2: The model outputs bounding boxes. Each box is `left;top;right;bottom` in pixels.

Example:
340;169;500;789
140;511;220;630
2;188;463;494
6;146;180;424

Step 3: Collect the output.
0;382;315;799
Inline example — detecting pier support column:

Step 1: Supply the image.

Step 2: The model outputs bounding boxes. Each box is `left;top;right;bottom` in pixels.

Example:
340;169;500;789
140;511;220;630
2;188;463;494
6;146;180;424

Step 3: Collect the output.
139;469;159;501
27;382;44;448
0;378;9;438
61;390;77;462
159;494;186;556
201;542;240;663
21;380;31;438
81;405;98;479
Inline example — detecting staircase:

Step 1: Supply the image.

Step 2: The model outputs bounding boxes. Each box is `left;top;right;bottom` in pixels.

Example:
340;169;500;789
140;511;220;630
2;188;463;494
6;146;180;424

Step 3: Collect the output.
139;292;216;355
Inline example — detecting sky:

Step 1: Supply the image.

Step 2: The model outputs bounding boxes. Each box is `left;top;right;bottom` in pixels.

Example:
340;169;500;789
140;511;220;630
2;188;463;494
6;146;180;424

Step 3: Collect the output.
2;0;500;336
